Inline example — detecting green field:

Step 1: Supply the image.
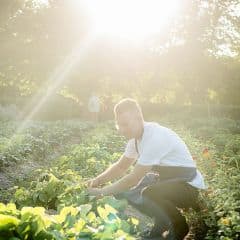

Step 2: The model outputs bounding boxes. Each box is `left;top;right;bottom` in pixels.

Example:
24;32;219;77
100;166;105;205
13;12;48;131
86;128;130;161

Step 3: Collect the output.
0;118;239;240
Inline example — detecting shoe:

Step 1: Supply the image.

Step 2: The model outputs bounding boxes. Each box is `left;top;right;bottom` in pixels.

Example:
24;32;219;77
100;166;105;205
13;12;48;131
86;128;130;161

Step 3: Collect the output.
141;225;176;240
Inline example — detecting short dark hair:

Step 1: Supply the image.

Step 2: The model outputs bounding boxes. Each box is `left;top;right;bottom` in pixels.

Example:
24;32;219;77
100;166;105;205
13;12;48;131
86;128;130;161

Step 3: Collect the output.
114;98;143;118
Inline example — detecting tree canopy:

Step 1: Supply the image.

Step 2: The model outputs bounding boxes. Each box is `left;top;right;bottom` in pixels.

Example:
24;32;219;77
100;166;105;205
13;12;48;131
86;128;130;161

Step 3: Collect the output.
0;0;239;111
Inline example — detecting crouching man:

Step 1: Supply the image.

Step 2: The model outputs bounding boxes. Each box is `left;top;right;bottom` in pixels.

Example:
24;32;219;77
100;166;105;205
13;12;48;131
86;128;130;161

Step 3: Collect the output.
87;98;206;240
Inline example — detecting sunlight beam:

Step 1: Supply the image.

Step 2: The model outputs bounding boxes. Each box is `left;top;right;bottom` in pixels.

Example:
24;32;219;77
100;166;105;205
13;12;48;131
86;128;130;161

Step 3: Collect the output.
13;32;96;137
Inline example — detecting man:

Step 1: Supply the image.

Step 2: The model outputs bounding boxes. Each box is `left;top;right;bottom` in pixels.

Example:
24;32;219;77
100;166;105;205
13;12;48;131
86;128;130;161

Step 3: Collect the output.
88;92;101;122
88;98;206;240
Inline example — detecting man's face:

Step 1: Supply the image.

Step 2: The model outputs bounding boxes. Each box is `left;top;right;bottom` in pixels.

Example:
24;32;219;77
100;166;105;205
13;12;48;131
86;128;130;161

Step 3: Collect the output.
115;111;143;140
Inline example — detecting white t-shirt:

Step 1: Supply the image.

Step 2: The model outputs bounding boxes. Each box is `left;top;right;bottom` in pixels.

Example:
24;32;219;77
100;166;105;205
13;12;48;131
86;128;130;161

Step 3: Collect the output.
124;122;206;189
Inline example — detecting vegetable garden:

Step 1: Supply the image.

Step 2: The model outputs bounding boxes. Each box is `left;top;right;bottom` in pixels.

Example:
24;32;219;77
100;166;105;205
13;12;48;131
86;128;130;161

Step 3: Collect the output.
0;117;239;240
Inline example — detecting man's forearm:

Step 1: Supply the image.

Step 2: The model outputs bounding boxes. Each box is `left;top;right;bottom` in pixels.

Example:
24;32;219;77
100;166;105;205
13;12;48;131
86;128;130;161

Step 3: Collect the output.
94;162;126;185
101;173;140;195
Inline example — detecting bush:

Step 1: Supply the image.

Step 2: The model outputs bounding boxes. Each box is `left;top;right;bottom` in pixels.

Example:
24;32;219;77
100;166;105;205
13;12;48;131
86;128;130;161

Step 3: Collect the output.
0;104;19;120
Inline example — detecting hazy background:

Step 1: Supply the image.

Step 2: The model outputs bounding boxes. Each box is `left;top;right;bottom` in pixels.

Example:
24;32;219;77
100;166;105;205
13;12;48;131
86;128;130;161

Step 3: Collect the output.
0;0;239;120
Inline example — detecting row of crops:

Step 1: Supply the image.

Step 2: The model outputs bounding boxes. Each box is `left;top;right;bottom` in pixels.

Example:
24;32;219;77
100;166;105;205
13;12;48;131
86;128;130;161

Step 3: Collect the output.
0;118;239;239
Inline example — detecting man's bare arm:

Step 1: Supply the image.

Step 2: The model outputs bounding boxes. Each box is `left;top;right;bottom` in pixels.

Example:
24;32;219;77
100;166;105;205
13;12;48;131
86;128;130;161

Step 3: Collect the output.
101;164;152;195
89;154;136;187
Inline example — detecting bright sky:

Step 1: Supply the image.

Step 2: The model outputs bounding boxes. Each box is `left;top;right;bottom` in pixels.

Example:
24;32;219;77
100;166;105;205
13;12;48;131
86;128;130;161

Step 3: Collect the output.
34;0;181;41
84;0;180;41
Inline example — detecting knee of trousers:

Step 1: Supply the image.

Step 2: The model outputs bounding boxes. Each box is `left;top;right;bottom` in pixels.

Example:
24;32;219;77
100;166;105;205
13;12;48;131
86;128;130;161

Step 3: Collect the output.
141;186;161;200
114;191;140;204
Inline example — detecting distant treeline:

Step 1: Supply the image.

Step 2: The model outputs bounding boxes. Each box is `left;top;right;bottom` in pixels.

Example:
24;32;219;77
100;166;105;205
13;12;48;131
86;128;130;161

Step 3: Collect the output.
0;95;240;121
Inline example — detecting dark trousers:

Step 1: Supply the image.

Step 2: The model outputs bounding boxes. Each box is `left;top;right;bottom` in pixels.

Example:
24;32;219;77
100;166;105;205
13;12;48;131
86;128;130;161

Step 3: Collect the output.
115;173;199;238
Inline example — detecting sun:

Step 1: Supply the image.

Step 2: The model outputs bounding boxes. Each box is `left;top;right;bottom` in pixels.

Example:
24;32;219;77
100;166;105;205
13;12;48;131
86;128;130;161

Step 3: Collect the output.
84;0;180;40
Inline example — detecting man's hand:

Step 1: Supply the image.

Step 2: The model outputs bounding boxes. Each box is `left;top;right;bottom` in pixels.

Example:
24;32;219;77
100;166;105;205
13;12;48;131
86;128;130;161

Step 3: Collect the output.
88;188;104;199
85;178;100;188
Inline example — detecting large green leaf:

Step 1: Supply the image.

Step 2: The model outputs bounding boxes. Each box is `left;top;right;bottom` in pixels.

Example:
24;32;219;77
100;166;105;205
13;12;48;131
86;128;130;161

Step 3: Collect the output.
0;214;20;231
